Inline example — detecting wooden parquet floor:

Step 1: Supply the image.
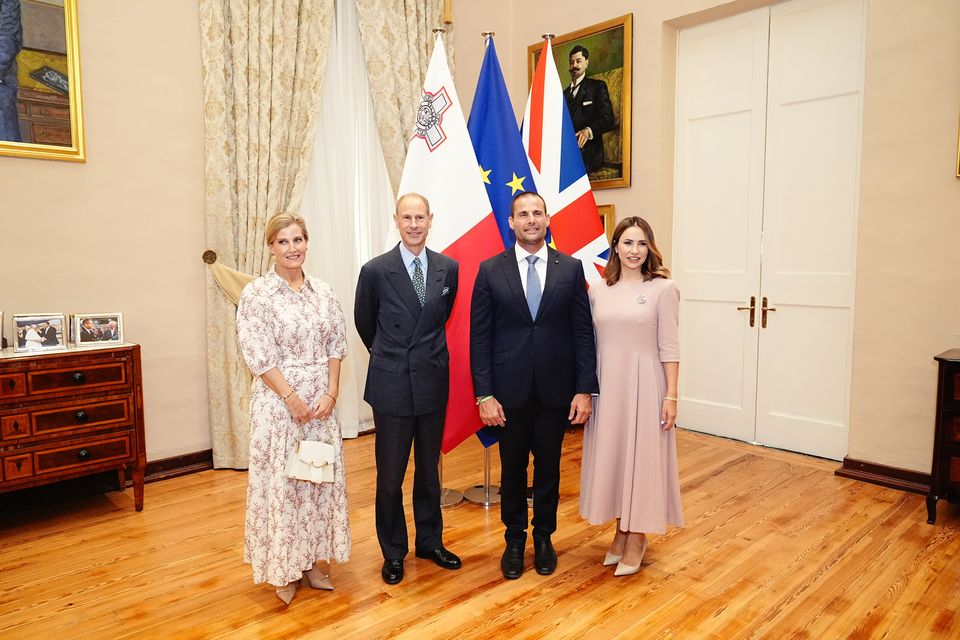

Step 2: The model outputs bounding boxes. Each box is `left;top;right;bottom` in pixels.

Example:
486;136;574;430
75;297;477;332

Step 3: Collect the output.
2;428;959;639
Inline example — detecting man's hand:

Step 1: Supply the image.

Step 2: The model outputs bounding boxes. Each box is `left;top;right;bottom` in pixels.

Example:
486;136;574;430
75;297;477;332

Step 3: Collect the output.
575;128;591;148
568;393;592;425
478;396;506;427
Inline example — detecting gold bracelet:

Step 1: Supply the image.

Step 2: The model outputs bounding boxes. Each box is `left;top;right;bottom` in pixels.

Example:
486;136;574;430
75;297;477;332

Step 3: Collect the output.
476;395;494;405
281;389;296;401
663;396;678;402
323;393;337;402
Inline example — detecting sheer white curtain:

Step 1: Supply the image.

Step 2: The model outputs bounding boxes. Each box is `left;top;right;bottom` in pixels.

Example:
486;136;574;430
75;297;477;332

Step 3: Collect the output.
300;0;395;437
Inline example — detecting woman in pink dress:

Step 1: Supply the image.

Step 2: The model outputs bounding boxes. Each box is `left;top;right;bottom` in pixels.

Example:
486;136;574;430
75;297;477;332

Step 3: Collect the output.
579;216;683;577
236;213;351;604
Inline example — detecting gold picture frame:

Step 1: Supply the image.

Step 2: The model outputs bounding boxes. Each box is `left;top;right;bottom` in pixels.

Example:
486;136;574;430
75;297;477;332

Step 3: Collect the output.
528;14;632;190
0;0;85;162
597;203;615;244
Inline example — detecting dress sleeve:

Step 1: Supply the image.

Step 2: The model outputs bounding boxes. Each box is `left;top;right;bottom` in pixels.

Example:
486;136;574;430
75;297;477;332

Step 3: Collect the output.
325;284;347;360
236;283;280;376
657;280;680;363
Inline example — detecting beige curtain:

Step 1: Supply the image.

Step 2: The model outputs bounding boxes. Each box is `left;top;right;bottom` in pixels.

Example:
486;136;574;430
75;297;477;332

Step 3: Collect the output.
200;0;335;468
354;0;454;192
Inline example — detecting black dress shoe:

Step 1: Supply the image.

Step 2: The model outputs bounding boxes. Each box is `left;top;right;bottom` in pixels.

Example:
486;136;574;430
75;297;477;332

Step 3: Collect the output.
534;538;557;575
501;541;524;580
381;559;404;585
415;547;462;570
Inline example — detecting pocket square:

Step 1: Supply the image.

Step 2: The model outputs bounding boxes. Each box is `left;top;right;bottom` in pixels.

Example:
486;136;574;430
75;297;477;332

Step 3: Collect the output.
442;286;450;295
583;100;593;105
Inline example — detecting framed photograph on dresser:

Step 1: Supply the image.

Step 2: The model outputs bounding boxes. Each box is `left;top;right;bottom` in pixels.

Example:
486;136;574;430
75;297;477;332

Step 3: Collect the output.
73;313;123;346
12;313;67;353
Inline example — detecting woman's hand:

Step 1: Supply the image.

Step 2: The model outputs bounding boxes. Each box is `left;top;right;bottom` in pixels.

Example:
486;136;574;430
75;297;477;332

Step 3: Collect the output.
661;398;677;431
312;394;336;421
285;394;313;425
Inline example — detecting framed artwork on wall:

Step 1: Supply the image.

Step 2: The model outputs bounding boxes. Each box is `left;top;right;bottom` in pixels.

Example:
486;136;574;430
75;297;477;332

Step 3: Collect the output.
0;0;85;162
597;203;615;244
528;14;632;190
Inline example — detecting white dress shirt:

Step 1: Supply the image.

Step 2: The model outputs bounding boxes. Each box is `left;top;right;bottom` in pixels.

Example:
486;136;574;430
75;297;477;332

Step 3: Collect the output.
514;243;549;297
398;242;428;282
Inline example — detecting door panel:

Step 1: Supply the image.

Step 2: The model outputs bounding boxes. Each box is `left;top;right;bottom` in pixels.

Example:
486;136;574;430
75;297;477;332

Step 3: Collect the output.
674;0;864;460
674;9;769;442
757;0;865;459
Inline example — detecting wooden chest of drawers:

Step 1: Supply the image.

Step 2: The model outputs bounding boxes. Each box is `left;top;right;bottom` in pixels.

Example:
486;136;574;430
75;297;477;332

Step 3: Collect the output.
0;344;146;510
926;349;960;524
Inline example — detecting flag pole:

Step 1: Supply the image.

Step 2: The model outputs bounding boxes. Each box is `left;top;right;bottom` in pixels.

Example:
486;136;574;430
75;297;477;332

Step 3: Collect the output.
463;445;501;506
462;30;504;508
427;22;463;510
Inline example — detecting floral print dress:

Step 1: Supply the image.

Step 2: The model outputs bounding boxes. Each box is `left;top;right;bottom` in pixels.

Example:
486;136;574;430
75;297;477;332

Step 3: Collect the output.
237;269;351;586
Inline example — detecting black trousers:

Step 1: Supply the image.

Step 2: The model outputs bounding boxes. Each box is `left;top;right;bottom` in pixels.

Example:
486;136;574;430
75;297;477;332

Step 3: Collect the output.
373;408;444;560
498;395;567;545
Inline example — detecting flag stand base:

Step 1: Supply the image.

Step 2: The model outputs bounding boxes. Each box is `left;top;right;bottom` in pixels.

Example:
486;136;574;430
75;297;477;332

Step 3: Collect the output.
464;447;501;506
440;487;465;507
438;458;463;507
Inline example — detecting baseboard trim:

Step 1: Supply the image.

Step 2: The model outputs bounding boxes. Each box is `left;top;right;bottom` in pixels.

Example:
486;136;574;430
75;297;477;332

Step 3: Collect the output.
835;457;930;495
143;450;214;484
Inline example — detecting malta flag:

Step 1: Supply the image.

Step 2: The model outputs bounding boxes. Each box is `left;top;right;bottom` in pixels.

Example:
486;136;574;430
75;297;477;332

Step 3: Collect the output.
397;35;502;454
522;38;609;282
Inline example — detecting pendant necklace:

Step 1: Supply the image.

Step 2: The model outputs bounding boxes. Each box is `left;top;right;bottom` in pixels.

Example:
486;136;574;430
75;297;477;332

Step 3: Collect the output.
626;278;647;304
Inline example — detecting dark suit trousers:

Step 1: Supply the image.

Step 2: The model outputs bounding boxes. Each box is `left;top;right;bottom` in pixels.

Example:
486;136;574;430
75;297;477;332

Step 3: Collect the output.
373;408;444;560
499;395;567;545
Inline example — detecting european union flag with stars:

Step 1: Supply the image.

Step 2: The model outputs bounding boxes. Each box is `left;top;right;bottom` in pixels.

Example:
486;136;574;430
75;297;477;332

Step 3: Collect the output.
467;37;533;249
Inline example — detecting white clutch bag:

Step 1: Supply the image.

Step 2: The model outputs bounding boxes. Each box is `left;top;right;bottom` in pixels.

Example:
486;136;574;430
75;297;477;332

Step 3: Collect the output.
286;440;335;483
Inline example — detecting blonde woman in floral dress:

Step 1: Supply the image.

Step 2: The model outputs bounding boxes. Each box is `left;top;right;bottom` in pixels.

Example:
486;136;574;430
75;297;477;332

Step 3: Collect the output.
236;213;350;605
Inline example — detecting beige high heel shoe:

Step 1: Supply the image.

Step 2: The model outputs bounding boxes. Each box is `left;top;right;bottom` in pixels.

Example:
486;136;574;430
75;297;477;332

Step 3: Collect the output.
303;567;334;591
602;552;622;566
614;535;648;577
276;581;298;605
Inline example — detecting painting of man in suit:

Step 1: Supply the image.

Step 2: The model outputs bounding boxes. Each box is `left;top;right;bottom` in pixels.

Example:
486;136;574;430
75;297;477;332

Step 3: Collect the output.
0;0;23;142
564;45;614;173
531;14;632;189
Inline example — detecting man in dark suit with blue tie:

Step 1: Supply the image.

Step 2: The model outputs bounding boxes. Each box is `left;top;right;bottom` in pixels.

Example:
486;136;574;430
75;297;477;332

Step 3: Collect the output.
470;191;598;579
355;192;462;585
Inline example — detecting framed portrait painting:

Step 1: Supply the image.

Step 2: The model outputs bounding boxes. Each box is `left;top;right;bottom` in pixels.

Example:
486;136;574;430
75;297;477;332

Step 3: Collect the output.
0;0;85;161
529;14;632;190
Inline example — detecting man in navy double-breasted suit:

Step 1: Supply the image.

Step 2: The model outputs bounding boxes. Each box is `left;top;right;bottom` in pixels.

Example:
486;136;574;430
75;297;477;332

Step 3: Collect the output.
470;191;599;580
355;193;462;586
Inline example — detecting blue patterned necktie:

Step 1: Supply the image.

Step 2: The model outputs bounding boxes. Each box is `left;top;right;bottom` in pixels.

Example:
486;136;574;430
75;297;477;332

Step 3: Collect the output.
525;255;541;318
412;256;426;307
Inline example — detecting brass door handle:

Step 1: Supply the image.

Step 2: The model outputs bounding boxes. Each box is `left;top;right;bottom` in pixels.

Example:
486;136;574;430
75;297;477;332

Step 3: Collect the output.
736;296;756;327
761;297;777;328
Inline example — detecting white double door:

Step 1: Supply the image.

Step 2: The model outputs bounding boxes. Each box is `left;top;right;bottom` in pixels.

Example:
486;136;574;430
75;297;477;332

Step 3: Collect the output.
673;0;866;460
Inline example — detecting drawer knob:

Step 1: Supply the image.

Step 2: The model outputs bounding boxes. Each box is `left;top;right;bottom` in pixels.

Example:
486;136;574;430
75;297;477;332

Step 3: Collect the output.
72;372;86;384
77;449;91;461
15;460;23;471
6;379;13;389
12;420;20;432
74;410;88;423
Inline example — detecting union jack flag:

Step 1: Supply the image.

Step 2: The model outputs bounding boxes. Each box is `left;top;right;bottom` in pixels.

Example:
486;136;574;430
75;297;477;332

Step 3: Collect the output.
522;38;609;282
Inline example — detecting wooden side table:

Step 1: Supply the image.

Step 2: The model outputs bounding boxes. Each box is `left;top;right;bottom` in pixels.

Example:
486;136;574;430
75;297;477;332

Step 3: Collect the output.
0;344;146;511
926;349;960;524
